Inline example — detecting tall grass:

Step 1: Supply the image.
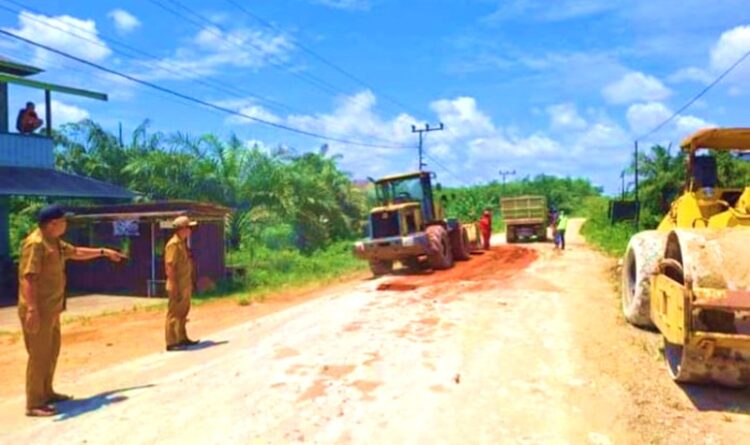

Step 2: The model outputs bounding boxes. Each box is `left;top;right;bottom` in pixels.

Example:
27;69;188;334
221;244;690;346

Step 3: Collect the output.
579;196;637;257
216;240;366;302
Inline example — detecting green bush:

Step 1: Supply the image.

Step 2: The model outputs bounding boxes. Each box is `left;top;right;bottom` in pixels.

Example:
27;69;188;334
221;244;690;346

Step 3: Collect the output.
579;196;636;257
226;240;365;295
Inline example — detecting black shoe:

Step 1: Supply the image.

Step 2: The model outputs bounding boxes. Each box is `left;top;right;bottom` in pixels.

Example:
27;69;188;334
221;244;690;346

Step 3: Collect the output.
166;344;186;351
182;339;200;346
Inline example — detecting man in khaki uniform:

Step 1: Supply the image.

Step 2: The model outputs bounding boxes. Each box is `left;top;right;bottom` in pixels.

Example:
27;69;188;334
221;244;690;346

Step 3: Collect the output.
18;204;125;417
164;215;199;351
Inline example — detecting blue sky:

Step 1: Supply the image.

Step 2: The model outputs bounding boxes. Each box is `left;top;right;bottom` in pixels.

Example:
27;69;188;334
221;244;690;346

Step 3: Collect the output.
2;0;750;193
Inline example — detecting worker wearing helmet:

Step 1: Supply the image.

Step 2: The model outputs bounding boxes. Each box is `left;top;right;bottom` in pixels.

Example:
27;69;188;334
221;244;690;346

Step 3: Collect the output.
555;210;569;250
479;209;492;250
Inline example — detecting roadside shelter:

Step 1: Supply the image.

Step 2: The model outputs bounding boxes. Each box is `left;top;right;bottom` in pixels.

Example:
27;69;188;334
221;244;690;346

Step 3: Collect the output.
64;201;231;297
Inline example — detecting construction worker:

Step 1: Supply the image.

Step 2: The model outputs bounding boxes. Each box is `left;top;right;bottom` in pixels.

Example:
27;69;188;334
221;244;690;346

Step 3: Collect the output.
555;210;569;250
18;204;125;417
479;209;492;250
164;215;200;351
16;101;43;134
549;208;559;246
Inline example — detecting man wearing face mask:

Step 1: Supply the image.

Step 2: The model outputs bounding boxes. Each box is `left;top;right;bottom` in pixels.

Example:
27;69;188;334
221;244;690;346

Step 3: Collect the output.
18;204;126;417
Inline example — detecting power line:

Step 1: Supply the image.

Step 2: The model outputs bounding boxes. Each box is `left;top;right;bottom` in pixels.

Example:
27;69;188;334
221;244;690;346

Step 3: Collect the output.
223;0;424;117
636;46;750;142
149;0;350;99
0;28;414;150
423;152;468;186
0;0;301;115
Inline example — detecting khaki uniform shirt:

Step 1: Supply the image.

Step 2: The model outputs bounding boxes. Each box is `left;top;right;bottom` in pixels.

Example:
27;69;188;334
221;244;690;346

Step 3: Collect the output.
17;229;76;316
165;234;193;295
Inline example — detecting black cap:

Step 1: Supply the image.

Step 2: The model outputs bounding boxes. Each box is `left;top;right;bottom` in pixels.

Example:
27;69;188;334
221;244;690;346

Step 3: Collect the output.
38;204;73;224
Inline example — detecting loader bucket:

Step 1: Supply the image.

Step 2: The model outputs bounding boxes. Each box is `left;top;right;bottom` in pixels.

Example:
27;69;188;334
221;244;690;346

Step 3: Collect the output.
652;229;750;387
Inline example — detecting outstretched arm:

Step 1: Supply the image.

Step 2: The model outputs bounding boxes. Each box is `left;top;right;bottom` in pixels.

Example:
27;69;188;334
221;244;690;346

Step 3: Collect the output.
69;247;127;262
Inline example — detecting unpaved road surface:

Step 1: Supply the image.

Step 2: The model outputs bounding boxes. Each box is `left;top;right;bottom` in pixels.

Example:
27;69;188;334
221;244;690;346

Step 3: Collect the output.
1;219;749;444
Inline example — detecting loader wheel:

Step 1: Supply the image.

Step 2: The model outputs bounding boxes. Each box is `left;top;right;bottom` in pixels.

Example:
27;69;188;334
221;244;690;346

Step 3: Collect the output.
450;227;472;261
621;231;666;328
426;225;454;270
369;260;393;277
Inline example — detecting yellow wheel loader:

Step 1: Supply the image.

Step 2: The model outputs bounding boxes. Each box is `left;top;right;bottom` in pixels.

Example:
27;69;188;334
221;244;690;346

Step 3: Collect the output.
353;171;481;276
622;128;750;386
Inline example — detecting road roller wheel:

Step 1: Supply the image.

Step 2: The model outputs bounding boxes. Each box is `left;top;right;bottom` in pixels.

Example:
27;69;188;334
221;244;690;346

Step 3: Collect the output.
621;231;666;328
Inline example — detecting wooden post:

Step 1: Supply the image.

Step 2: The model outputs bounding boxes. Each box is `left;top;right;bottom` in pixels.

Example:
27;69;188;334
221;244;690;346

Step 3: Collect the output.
0;82;8;133
44;89;51;137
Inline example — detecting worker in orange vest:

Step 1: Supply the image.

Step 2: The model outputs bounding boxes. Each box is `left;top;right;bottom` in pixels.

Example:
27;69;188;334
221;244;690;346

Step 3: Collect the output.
479;209;492;250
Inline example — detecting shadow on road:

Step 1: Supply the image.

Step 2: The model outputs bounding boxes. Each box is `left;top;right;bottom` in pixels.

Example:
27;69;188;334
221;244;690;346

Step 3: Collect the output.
679;384;750;415
183;340;229;351
54;384;156;421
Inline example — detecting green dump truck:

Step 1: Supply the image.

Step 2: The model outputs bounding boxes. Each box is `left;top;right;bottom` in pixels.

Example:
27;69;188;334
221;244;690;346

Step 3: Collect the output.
500;195;548;243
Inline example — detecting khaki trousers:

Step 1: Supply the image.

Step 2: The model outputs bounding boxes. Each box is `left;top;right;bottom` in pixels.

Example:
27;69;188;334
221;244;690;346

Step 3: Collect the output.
19;309;61;409
165;290;191;346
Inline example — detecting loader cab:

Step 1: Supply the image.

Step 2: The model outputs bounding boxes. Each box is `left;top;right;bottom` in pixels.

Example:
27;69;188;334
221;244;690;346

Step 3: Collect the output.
374;171;438;222
368;171;441;239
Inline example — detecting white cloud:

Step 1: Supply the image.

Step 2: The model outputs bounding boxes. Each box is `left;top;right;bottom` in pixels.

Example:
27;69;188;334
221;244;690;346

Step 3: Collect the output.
107;9;141;33
38;99;89;127
626;102;713;139
710;25;750;73
485;0;616;23
668;67;713;84
311;0;370;11
140;26;292;81
602;72;671;104
278;90;634;188
4;11;111;64
546;103;587;130
669;25;750;91
5;11;112;65
214;98;282;125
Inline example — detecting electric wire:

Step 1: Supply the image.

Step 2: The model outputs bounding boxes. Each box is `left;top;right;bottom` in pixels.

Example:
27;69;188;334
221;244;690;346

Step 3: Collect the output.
0;0;301;115
222;0;423;118
636;46;750;142
0;28;414;149
149;0;348;98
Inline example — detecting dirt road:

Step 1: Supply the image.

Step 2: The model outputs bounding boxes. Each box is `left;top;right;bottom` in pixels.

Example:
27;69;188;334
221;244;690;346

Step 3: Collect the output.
1;219;749;444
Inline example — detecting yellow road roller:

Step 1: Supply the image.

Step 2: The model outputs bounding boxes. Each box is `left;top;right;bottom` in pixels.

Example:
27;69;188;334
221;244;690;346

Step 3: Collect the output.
622;128;750;386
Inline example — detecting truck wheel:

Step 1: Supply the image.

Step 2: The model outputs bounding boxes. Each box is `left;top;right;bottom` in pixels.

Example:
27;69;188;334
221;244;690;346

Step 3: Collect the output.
506;227;516;244
450;227;471;261
536;226;547;242
621;231;666;328
369;260;393;277
426;225;454;270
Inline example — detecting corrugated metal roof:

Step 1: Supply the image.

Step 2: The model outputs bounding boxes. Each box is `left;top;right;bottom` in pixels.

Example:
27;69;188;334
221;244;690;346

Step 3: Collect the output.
0;166;135;199
67;200;231;217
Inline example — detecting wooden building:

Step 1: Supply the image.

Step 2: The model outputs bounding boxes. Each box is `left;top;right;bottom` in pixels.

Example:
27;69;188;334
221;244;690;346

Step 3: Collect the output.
65;201;231;297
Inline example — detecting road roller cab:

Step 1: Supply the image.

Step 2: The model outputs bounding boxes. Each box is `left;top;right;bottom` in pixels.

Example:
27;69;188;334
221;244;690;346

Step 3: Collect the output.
622;127;750;386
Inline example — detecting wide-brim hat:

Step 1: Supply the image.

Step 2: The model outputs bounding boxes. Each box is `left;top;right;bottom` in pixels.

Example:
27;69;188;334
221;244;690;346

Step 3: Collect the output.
172;215;198;229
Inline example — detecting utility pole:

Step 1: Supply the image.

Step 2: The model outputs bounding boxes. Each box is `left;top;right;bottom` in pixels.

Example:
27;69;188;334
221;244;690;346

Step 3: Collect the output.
411;122;444;171
634;140;640;229
620;169;626;200
498;169;516;190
